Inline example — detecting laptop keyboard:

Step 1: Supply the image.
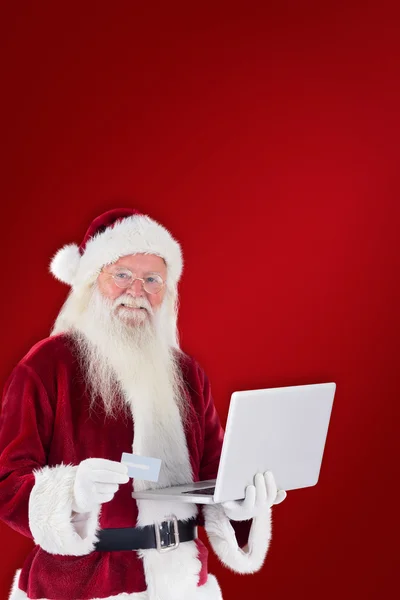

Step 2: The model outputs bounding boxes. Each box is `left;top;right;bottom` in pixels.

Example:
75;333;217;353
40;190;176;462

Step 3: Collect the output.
182;486;216;495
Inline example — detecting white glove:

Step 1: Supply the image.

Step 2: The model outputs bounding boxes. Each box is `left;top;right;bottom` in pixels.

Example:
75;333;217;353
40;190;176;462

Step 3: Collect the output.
222;471;287;521
72;458;129;514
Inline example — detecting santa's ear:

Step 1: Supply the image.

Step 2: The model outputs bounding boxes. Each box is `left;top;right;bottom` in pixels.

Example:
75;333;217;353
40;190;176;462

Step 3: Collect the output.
50;244;81;285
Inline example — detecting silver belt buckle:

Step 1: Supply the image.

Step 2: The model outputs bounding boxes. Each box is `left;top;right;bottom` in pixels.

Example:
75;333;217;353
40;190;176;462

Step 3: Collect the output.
154;515;180;553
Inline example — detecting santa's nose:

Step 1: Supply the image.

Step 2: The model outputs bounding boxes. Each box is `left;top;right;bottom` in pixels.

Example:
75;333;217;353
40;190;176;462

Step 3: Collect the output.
125;278;145;296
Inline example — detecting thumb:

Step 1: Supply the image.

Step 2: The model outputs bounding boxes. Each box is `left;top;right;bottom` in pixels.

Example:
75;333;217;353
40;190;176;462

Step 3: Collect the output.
274;490;287;505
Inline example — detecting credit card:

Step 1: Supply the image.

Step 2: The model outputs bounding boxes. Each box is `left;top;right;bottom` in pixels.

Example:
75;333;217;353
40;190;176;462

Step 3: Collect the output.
121;452;162;482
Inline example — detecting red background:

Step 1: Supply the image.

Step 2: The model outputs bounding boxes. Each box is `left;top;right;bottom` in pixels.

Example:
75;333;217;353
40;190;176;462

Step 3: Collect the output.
0;2;399;599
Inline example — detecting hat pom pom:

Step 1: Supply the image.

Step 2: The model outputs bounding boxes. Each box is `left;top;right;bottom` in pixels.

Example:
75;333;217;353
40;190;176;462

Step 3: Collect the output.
50;244;81;285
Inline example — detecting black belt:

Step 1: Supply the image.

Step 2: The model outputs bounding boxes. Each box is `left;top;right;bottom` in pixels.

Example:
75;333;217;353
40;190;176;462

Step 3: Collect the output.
94;516;197;553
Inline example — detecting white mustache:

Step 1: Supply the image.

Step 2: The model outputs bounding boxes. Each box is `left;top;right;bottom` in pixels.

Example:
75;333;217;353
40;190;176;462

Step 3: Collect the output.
113;294;153;313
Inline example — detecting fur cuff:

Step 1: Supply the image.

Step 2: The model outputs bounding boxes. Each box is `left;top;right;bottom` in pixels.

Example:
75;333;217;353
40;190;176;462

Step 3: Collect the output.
203;504;272;574
28;464;101;556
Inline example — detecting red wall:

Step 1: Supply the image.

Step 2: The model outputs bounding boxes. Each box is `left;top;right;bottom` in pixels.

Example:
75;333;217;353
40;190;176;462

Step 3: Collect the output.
0;2;398;599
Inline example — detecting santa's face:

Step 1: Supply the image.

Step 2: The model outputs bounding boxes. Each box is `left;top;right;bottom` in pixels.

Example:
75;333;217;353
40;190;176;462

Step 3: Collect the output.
97;253;167;325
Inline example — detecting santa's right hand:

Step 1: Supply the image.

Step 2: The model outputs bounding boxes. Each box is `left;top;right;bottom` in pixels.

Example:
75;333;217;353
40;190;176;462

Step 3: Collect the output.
72;458;129;513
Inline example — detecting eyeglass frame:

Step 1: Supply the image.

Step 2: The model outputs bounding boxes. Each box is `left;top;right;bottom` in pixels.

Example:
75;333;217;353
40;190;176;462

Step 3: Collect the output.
101;267;166;295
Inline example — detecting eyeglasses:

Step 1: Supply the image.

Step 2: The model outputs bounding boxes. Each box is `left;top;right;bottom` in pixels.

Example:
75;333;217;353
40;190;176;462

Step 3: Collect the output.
103;267;165;294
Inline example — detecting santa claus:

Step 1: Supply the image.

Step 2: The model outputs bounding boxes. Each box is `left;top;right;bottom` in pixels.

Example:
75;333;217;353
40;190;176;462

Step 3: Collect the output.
0;208;286;600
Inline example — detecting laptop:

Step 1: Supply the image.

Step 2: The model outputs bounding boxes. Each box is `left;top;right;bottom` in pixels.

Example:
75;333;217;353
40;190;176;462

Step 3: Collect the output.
131;382;336;505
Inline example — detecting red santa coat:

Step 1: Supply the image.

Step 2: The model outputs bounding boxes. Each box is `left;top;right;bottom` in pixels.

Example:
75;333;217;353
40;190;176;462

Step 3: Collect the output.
0;334;272;600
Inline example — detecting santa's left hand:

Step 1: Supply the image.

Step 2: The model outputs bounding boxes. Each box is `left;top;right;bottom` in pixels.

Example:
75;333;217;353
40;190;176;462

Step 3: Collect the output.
222;471;287;521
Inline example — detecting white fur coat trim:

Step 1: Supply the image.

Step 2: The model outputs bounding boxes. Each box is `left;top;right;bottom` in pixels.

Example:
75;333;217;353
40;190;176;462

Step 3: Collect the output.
50;214;183;287
203;503;272;574
130;391;203;599
28;464;101;556
9;570;222;600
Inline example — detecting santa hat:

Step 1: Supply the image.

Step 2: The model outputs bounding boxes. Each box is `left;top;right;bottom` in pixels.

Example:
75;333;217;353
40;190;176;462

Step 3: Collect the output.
50;208;183;288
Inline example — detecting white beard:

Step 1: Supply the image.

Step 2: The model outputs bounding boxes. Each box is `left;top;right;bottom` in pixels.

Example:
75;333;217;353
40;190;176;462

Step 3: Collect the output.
63;285;193;490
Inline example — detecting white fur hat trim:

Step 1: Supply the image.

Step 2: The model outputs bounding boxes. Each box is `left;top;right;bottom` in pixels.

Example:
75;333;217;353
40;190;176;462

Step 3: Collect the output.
50;214;183;287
